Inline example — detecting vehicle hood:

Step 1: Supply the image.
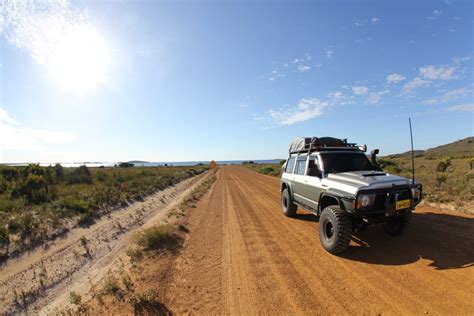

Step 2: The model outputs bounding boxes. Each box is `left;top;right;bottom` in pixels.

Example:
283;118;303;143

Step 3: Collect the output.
322;170;412;195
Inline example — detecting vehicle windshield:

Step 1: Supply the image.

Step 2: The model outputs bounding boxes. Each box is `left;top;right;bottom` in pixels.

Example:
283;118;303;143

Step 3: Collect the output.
320;152;376;174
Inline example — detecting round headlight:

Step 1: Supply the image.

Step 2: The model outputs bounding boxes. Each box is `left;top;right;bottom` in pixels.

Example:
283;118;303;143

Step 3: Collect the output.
360;195;370;207
357;193;375;209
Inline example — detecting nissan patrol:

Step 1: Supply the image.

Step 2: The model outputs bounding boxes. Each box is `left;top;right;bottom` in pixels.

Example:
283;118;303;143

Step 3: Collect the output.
280;137;422;254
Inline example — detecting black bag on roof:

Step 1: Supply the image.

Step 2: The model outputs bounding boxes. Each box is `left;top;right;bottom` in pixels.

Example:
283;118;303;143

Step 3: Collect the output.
289;137;347;153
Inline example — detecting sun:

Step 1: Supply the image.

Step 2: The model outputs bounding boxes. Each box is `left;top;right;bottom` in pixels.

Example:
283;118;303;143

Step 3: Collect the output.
49;24;109;93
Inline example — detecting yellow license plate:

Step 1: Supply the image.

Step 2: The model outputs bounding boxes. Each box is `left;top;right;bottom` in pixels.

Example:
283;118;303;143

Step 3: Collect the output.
396;199;411;210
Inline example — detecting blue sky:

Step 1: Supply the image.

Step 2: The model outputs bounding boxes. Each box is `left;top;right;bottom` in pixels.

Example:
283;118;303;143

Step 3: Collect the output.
0;0;472;163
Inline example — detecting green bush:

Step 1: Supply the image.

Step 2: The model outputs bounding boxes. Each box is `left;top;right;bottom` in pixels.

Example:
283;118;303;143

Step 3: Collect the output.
134;225;174;250
67;165;92;184
260;166;275;175
437;159;451;172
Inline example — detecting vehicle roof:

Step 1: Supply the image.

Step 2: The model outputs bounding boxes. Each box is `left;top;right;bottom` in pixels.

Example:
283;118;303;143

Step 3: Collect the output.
289;150;367;157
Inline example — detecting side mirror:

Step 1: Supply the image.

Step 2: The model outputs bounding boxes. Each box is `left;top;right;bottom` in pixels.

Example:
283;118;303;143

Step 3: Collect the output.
371;149;379;155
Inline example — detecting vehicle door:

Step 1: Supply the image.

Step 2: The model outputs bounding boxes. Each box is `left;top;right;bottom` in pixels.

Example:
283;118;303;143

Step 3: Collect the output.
300;155;324;209
292;156;309;205
281;156;296;182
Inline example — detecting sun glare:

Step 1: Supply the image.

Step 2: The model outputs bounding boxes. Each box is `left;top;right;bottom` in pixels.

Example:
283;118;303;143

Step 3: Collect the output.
49;25;108;93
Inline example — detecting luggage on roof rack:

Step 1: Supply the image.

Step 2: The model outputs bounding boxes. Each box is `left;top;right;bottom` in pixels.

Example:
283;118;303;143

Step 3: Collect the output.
289;137;359;154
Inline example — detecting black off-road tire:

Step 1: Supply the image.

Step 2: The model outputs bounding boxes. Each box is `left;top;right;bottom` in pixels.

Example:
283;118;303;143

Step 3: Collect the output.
383;212;411;236
319;205;351;254
281;188;297;217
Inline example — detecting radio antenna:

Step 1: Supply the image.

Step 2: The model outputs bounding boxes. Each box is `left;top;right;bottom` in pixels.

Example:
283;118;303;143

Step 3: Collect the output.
409;117;415;185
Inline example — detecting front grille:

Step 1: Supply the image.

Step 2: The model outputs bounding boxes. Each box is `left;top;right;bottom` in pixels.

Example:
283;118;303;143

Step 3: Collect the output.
361;186;412;212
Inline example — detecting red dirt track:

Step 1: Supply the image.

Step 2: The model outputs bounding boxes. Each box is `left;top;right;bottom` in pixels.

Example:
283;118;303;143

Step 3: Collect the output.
163;165;474;314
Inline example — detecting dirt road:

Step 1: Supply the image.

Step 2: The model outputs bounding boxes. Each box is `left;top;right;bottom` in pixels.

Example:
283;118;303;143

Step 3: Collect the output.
163;165;474;314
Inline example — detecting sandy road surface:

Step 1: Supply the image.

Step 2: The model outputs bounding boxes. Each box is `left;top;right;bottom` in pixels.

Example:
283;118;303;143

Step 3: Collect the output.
164;165;474;314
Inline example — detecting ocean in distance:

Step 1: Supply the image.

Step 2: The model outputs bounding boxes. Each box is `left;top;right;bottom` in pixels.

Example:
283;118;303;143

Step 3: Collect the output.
3;159;282;168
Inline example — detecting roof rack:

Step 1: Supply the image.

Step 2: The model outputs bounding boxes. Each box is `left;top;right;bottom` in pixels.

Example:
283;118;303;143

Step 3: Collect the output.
289;137;365;155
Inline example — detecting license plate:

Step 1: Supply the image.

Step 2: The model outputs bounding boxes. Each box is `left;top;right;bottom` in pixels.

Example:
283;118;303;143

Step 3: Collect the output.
396;199;411;210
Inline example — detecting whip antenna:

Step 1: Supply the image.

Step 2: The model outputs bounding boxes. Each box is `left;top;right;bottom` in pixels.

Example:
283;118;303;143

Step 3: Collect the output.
409;117;415;185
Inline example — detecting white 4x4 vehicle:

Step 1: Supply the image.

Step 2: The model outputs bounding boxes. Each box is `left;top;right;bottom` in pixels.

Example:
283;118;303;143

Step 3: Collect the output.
280;137;422;254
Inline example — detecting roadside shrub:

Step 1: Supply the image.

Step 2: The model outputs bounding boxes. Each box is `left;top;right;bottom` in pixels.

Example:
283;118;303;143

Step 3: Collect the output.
437;159;451;172
67;166;92;184
0;167;19;183
436;174;447;186
260;166;275;175
69;291;82;305
54;163;65;182
11;174;49;204
133;225;175;250
378;158;402;174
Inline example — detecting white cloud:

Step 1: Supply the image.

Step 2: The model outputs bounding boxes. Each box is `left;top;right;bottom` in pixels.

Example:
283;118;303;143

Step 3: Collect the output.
0;107;17;125
367;93;381;104
366;90;389;104
352;86;369;95
265;91;354;126
386;73;406;84
371;17;381;24
419;65;456;80
297;64;311;72
423;87;472;105
401;77;431;94
252;115;266;121
446;103;474;112
0;107;75;152
269;98;329;125
325;48;333;59
427;10;442;20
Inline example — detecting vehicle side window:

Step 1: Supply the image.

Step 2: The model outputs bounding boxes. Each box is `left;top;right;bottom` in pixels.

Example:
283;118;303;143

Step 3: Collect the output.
307;156;321;177
285;157;296;173
295;158;307;175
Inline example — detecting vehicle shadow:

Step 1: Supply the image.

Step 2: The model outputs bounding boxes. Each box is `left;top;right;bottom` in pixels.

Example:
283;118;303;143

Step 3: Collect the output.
340;212;474;270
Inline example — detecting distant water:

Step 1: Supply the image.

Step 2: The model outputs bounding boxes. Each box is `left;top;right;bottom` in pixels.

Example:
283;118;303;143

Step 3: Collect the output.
4;159;282;168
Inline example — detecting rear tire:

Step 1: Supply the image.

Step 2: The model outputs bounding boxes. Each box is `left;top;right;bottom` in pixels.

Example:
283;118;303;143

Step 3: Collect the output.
383;212;411;236
281;188;297;217
319;205;351;254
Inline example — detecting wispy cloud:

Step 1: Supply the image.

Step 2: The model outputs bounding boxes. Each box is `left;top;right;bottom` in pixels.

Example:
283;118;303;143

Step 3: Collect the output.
419;65;456;80
325;48;334;59
297;64;311;72
386;73;406;84
269;98;329;125
264;91;354;126
352;85;369;95
446;103;474;112
0;107;75;152
0;107;17;125
423;87;472;105
371;17;381;24
366;90;389;104
402;77;431;94
428;9;442;20
402;61;463;94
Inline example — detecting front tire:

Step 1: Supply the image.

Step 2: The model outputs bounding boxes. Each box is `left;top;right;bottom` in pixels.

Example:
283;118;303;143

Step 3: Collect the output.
281;188;297;217
319;205;351;254
383;212;411;236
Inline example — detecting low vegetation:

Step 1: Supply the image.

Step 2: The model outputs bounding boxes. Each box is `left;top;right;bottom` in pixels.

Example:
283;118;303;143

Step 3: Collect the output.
0;164;208;261
242;160;285;177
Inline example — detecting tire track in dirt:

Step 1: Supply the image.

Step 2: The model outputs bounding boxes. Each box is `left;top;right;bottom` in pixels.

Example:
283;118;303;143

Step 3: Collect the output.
163;165;474;314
